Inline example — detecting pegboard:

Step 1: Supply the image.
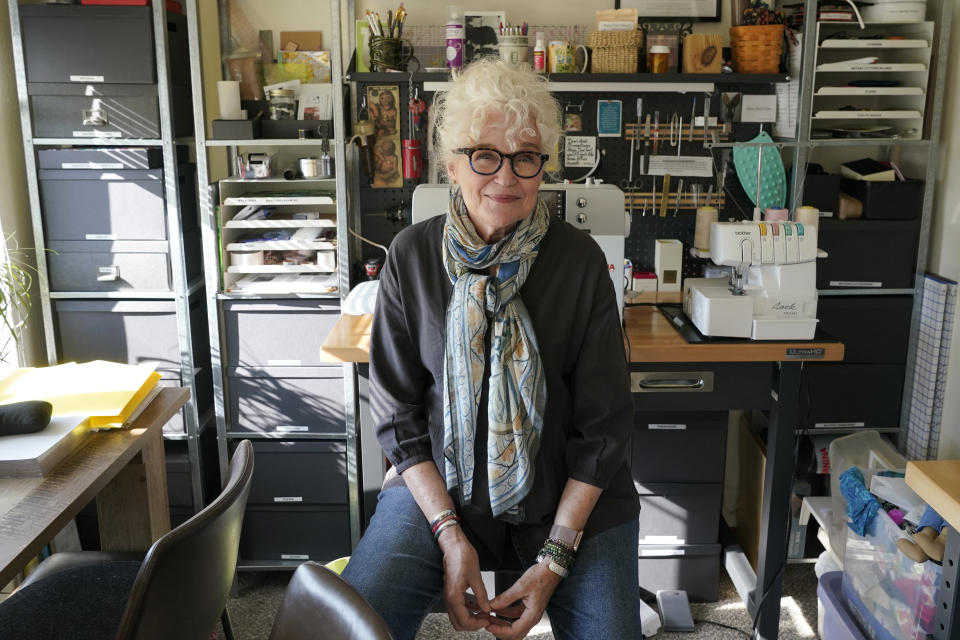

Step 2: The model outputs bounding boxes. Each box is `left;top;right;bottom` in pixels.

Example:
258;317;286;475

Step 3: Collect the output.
353;80;775;283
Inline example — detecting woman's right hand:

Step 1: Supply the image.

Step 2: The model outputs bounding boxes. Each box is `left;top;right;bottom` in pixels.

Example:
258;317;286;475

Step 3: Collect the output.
437;526;492;631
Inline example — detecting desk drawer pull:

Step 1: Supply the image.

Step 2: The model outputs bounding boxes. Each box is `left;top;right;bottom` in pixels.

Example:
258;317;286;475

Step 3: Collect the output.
639;378;704;390
631;371;714;393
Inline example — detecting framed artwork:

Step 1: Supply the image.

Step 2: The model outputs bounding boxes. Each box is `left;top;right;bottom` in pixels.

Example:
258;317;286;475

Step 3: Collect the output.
366;85;400;139
615;0;722;22
298;84;332;120
372;137;402;188
464;10;505;63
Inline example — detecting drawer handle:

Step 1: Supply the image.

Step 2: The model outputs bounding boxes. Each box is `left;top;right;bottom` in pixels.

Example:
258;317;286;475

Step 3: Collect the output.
82;107;108;127
97;265;120;282
638;378;705;390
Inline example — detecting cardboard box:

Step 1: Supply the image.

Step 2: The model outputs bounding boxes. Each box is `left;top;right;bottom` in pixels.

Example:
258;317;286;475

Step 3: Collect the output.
654;239;683;293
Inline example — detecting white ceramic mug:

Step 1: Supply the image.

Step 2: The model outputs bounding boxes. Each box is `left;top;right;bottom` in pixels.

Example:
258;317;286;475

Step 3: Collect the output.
498;35;529;66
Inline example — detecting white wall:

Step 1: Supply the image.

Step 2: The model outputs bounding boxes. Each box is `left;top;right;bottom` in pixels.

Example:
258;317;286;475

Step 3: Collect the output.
929;0;960;460
0;2;43;368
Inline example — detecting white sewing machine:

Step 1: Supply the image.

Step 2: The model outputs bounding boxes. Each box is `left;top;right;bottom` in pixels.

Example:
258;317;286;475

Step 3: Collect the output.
411;183;627;315
683;221;820;340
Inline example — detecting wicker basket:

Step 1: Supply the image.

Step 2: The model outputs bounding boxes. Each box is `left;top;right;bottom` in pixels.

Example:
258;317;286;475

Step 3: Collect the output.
729;24;784;74
588;30;644;74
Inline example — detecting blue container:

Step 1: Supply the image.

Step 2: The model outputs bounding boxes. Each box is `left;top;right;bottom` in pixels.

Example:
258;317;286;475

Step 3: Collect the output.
818;572;866;640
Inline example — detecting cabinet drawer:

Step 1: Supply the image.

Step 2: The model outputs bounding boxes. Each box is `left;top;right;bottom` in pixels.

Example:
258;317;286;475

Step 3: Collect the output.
39;166;197;241
631;363;770;412
800;363;904;429
232;440;348;506
239;506;351;563
54;295;206;371
223;299;341;367
635;483;722;546
638;543;721;602
227;366;346;436
817;219;919;290
30;85;161;139
816;296;912;364
632;411;728;484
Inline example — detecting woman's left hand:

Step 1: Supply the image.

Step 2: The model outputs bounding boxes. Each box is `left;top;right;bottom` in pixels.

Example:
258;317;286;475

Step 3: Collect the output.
485;562;563;640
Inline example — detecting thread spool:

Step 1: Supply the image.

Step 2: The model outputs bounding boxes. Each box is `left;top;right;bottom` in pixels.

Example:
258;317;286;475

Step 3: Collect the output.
694;207;719;251
764;207;789;222
795;206;819;228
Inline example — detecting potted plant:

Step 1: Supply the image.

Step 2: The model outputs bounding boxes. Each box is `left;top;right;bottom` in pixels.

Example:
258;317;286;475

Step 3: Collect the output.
0;234;40;365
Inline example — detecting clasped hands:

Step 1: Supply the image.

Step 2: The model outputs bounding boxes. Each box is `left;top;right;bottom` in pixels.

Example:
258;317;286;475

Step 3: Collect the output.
439;527;561;640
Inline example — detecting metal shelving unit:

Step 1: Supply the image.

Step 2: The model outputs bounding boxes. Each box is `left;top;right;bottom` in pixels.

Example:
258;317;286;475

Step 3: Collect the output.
185;0;359;569
7;0;211;512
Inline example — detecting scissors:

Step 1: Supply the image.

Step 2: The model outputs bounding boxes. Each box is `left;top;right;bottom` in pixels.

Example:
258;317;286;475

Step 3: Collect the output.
620;130;642;216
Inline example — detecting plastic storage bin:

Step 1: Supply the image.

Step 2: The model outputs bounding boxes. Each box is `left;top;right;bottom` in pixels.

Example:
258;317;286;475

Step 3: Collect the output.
818;571;866;640
842;509;941;640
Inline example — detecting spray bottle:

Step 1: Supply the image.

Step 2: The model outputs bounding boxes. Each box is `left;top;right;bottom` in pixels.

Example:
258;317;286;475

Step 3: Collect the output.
533;32;546;73
446;6;464;71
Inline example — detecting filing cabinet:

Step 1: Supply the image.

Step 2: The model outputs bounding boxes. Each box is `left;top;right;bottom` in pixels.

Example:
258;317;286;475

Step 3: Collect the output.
816;219;920;290
632;410;727;602
227;367;346;436
239;507;352;564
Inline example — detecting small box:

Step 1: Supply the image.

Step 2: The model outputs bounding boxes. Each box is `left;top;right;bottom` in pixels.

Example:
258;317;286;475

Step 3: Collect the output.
212;118;261;140
839;178;924;220
654;239;683;293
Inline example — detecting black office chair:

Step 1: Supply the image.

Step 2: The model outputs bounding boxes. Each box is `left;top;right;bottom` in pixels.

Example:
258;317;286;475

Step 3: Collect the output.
0;439;254;640
268;561;395;640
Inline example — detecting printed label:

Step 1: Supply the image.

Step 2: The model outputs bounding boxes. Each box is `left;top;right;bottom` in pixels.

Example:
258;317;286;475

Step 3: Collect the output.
63;162;124;169
267;359;301;366
73;131;121;138
273;496;304;503
275;426;309;433
639;535;685;545
85;234;118;241
640;549;685;557
70;75;104;83
280;554;309;560
648;424;686;430
786;347;826;360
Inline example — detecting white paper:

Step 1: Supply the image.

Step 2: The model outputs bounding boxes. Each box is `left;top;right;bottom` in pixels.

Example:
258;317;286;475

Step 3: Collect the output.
564;136;597;168
741;95;777;123
647;156;714;177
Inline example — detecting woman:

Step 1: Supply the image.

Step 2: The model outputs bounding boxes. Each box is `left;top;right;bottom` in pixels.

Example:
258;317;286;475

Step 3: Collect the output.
342;58;640;640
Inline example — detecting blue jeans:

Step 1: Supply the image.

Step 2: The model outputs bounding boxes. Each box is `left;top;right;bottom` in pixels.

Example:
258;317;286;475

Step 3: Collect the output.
342;485;642;640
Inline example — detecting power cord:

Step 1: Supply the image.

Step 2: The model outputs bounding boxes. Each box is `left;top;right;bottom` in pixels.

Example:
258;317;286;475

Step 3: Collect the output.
695;618;752;638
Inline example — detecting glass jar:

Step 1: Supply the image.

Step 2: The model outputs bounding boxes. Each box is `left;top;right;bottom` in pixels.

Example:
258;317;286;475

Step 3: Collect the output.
647;45;670;74
268;89;297;120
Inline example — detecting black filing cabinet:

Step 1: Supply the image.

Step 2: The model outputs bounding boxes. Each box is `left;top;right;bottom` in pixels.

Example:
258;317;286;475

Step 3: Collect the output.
222;299;353;565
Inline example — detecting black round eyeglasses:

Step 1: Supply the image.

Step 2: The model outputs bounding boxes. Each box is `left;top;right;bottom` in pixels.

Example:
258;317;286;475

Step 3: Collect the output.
454;147;548;179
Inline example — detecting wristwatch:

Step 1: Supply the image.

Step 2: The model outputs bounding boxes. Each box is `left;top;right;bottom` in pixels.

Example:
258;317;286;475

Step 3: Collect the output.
550;524;583;551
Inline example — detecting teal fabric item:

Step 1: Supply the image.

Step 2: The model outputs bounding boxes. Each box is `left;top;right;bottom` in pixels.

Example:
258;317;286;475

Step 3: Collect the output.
840;466;881;536
441;186;549;522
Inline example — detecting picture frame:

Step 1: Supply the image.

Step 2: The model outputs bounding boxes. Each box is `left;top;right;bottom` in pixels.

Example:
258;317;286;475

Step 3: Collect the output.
464;10;505;63
615;0;722;22
298;84;332;121
366;85;401;139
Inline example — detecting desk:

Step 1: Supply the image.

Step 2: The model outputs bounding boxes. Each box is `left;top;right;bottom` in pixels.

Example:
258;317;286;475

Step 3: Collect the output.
905;460;960;640
322;306;843;639
0;387;189;588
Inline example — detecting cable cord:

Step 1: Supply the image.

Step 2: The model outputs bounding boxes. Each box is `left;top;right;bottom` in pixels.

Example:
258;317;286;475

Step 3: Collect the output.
348;228;389;257
695;618;752;638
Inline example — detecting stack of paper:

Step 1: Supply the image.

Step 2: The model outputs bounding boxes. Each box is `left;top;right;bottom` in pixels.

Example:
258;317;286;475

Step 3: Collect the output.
0;361;161;477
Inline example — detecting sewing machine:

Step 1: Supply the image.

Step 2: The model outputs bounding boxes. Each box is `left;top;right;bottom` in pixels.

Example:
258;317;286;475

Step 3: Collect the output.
411;183;628;315
683;221;820;340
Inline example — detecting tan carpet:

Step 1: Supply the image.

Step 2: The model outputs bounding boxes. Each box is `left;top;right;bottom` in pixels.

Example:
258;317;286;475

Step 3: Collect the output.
222;563;821;639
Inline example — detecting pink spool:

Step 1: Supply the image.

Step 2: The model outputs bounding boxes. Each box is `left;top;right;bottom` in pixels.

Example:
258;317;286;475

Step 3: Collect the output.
764;207;789;221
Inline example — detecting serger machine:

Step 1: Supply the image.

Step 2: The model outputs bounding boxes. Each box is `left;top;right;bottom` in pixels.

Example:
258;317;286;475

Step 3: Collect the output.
683;220;819;340
411;183;628;314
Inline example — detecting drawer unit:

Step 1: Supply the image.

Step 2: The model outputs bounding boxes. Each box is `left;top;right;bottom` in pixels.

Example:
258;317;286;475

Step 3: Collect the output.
638;543;721;602
39;166;197;241
817;296;913;364
20;5;189;87
231;440;349;506
631;364;770;412
223;299;341;368
635;482;722;546
839;178;924;220
632;411;728;484
28;83;192;139
817;219;920;290
239;506;351;563
46;231;200;292
800;363;905;429
36;146;185;170
54;295;207;371
227;366;346;436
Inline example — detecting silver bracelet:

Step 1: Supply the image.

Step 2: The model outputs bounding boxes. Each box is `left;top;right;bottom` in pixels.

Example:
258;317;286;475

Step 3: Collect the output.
542;557;570;579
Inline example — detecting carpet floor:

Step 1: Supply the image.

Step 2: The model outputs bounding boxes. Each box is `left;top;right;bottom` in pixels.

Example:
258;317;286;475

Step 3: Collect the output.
222;563;821;639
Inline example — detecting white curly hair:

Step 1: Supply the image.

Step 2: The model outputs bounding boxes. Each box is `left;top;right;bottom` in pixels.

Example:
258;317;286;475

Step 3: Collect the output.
435;58;562;175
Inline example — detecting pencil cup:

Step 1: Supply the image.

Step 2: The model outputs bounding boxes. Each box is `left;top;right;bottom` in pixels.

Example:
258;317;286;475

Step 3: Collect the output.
498;35;529;66
369;36;413;72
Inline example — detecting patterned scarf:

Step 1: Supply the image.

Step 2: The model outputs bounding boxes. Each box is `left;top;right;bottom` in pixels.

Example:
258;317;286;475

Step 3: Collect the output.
441;186;549;522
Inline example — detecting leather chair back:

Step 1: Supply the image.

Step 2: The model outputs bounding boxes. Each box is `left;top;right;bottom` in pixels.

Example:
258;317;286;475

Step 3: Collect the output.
114;440;254;640
269;562;395;640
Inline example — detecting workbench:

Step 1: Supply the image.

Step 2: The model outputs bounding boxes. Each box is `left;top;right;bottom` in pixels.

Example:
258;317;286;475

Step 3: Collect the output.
322;305;844;640
905;460;960;640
